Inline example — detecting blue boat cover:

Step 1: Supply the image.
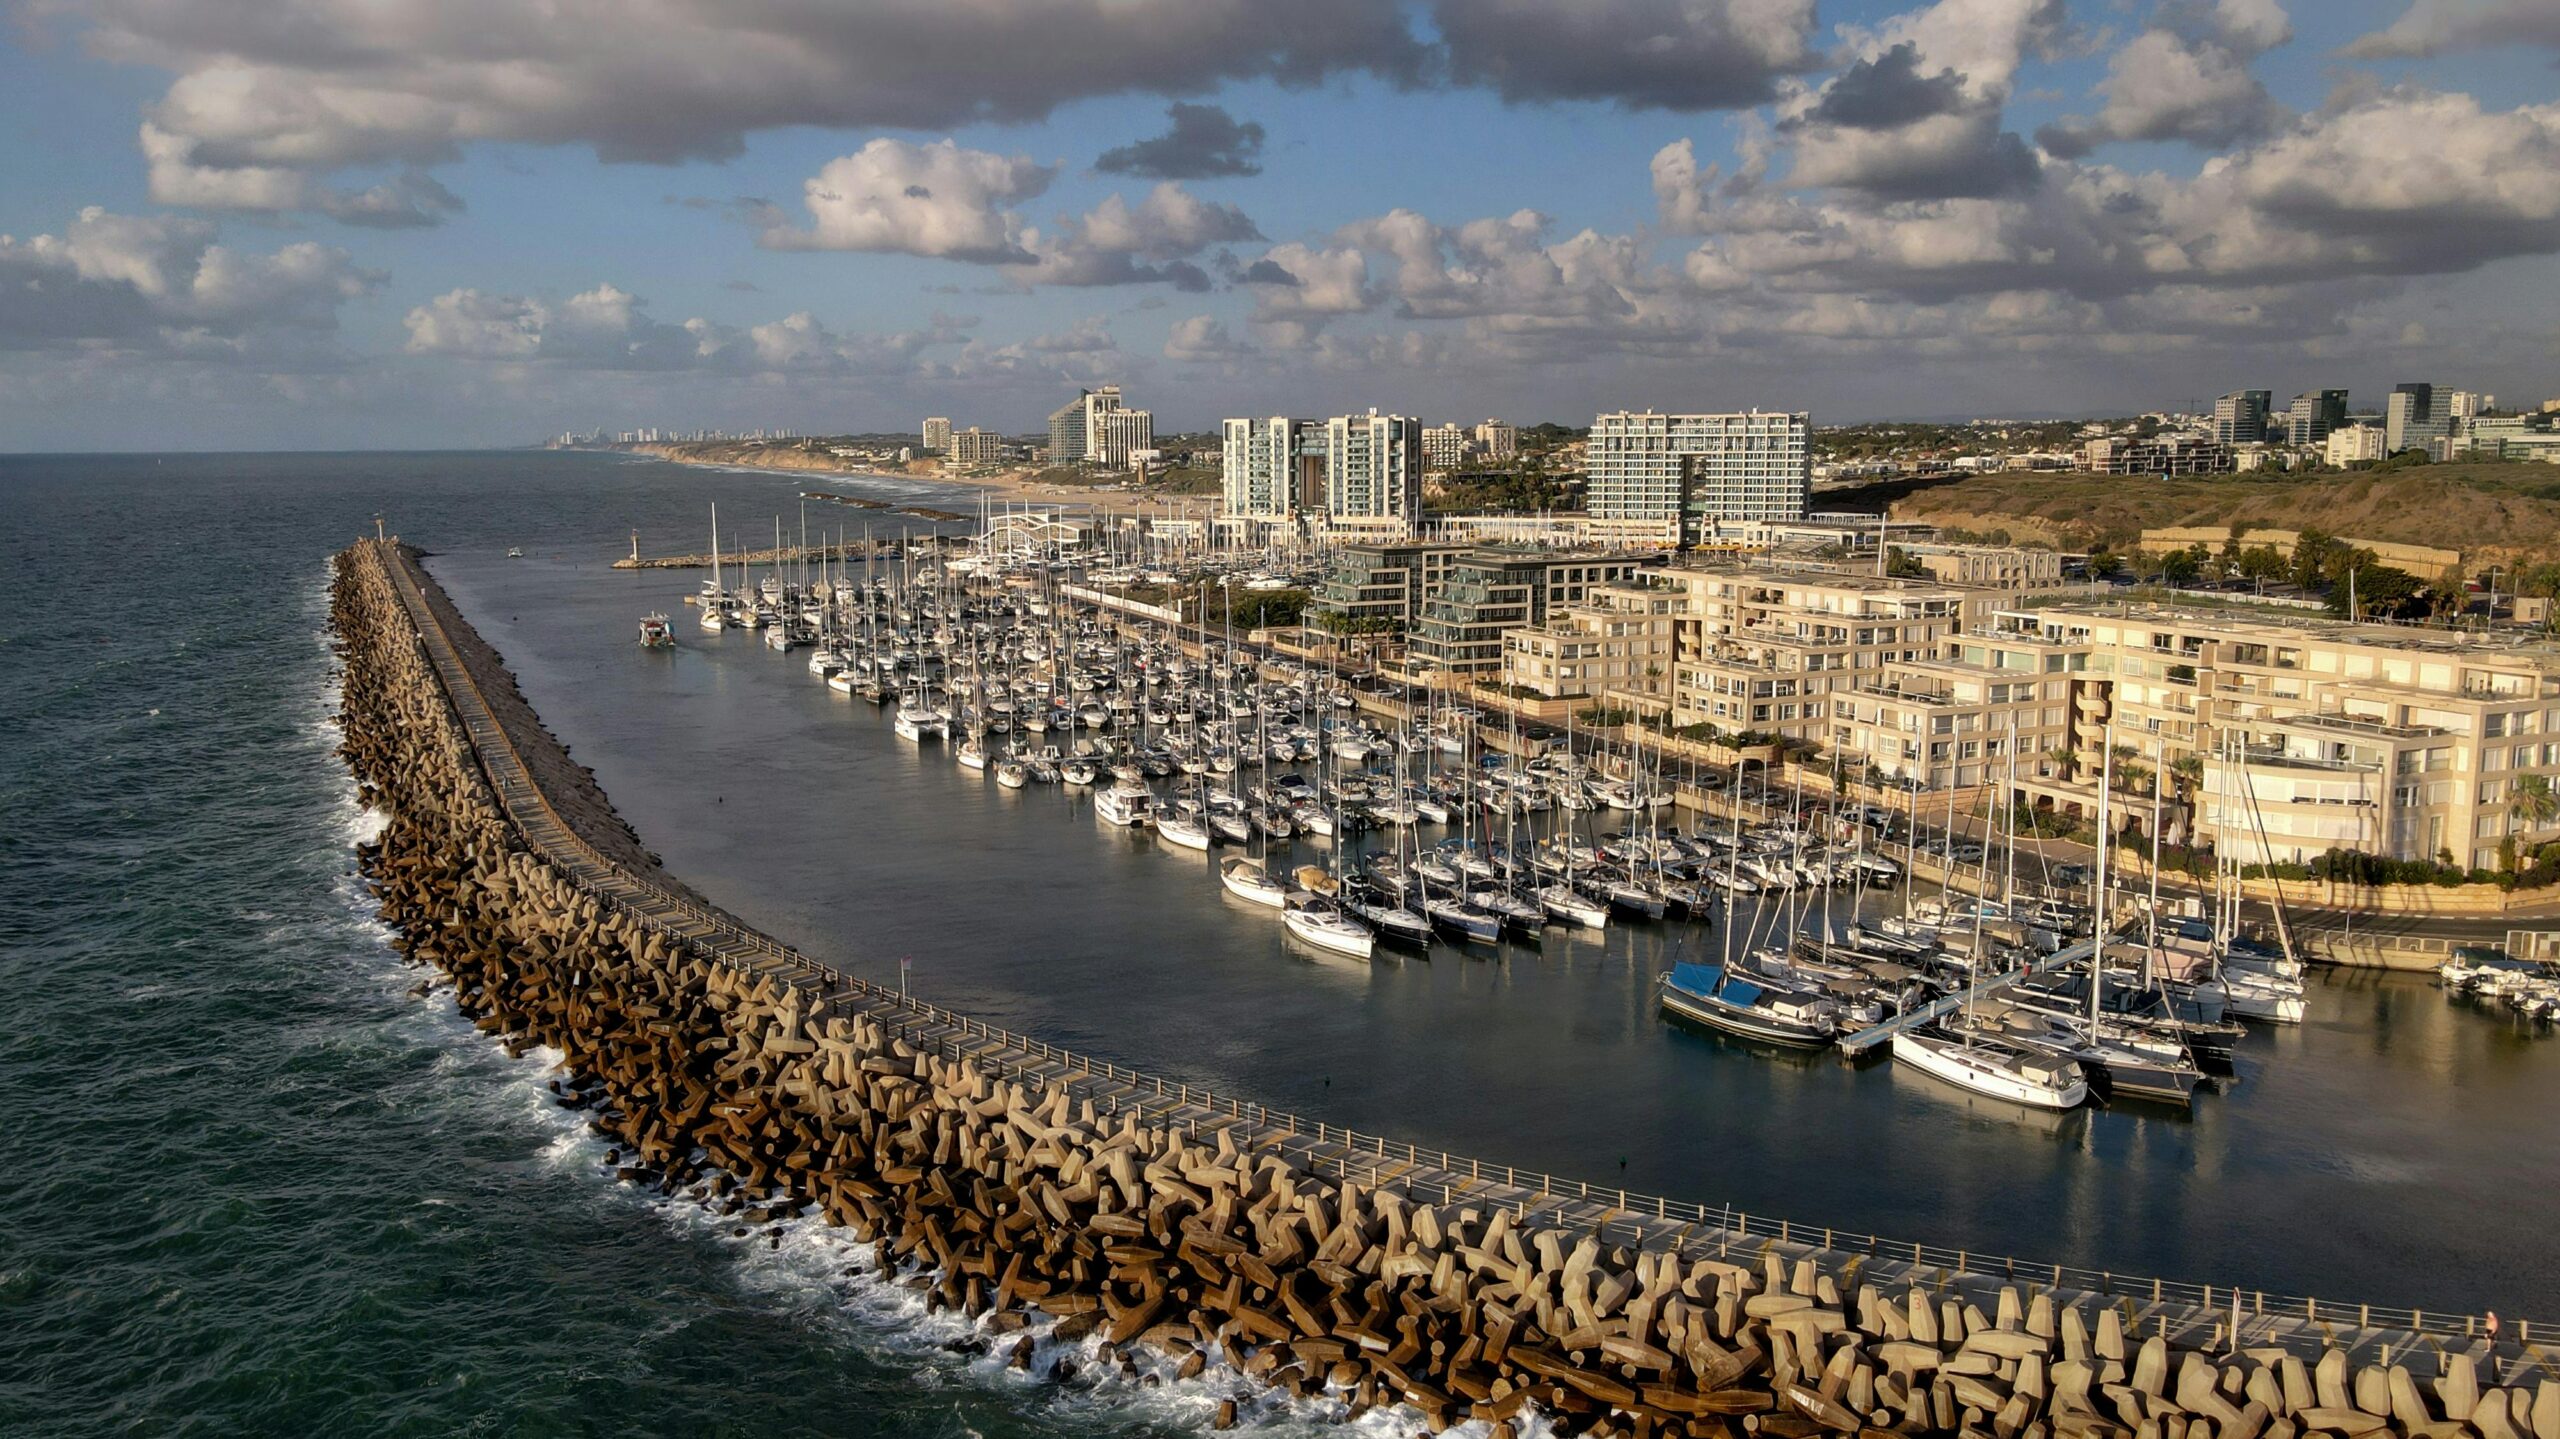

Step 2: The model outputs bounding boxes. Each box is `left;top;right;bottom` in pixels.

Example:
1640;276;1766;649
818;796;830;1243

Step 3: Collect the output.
1667;961;1760;1005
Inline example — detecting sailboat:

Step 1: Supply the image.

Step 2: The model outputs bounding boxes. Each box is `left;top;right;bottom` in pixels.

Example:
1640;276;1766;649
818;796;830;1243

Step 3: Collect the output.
697;502;727;631
1891;724;2089;1111
1220;854;1288;906
1658;960;1841;1046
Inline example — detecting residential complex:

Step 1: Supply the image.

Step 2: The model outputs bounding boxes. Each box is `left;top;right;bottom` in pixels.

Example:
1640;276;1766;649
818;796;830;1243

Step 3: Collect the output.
1407;550;1646;675
1473;419;1518;460
1991;605;2560;870
2080;433;2231;475
1324;411;1423;531
1502;567;1988;742
1310;540;1470;631
949;427;1005;465
2325;425;2387;466
1421;423;1468;471
1043;385;1153;469
1586;410;1811;540
1220;416;1318;519
922;417;953;453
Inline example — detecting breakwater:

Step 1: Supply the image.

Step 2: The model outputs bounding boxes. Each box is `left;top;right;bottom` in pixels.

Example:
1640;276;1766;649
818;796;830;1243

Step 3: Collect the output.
334;536;2552;1438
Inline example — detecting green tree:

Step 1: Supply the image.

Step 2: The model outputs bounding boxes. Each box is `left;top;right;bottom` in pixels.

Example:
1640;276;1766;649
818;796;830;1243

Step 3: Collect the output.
2159;549;2202;587
2328;562;2425;620
2512;774;2560;835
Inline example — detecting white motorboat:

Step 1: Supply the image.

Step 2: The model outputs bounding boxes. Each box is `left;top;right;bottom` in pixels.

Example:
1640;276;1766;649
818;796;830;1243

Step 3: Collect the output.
1093;783;1152;827
993;760;1028;789
892;700;946;742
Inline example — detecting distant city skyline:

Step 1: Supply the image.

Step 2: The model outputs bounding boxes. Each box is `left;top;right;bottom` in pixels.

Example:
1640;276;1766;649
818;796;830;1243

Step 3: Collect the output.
4;0;2558;450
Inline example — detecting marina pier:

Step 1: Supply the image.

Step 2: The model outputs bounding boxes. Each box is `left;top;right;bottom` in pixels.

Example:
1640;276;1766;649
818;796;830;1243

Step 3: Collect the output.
342;534;2551;1437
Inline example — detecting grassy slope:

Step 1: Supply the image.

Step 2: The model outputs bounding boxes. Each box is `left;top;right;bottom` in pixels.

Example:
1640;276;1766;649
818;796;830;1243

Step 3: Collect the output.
1830;463;2560;561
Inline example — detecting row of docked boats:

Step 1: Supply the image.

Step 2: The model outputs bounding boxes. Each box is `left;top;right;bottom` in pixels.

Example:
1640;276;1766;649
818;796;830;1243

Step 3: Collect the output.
1655;719;2312;1113
2438;949;2560;1027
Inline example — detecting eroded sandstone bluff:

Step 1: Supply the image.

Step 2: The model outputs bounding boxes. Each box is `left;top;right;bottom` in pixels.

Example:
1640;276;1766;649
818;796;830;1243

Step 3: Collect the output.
331;541;2552;1439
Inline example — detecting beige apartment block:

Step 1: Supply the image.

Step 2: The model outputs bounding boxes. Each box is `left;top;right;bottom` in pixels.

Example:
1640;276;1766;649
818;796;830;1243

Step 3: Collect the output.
1826;628;2088;791
1497;564;1993;741
1993;604;2560;867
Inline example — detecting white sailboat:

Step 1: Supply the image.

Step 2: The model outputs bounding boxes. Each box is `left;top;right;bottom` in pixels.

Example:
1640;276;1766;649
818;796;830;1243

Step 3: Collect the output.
1219;855;1289;907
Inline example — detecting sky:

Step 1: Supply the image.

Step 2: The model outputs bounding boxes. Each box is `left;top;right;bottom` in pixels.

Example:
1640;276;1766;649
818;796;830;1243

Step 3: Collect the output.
3;0;2558;450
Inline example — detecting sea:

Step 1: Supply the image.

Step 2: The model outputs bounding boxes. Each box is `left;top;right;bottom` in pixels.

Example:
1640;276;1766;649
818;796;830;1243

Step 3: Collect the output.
1;450;2552;1438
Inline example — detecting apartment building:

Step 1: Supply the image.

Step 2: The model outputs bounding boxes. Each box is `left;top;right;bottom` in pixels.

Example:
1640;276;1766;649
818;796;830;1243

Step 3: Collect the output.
1502;577;1683;709
1310;540;1469;632
1991;604;2560;868
1408;550;1645;675
1495;563;1987;741
948;427;1005;465
2081;433;2232;475
1658;569;1985;742
1473;418;1518;460
1325;411;1423;529
922;417;953;453
1826;628;2089;792
1220;416;1322;518
1421;423;1468;471
1586;410;1811;540
2324;424;2386;466
1089;404;1154;469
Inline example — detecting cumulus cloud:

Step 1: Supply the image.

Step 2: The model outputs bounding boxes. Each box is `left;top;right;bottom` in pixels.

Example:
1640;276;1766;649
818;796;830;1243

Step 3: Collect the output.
0;206;380;355
42;0;1430;223
1678;87;2560;309
759;145;1253;291
1094;104;1266;180
1162;314;1254;364
1335;209;1648;323
2344;0;2560;58
1007;185;1260;290
1431;0;1820;109
403;280;978;375
1242;242;1373;318
760;139;1055;261
2038;1;2292;158
1776;0;2065;200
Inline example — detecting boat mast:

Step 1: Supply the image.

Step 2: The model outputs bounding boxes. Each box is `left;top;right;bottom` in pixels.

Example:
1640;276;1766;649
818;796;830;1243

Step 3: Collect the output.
2090;715;2115;1031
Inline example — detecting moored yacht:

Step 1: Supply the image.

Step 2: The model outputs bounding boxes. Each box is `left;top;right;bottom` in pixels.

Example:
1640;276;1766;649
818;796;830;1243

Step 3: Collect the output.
1218;856;1288;907
1891;1027;2089;1110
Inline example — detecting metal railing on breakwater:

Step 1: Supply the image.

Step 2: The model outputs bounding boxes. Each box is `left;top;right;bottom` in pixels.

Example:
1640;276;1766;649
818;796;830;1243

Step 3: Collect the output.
363;539;2547;1370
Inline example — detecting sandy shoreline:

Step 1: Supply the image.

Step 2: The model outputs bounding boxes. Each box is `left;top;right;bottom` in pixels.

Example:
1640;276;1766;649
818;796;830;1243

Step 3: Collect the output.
612;444;1217;516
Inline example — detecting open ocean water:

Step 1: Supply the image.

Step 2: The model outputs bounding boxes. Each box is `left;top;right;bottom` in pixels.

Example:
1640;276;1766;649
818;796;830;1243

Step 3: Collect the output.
2;451;2553;1437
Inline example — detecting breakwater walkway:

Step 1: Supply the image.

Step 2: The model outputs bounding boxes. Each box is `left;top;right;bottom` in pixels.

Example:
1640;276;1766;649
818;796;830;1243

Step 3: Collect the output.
353;536;2551;1437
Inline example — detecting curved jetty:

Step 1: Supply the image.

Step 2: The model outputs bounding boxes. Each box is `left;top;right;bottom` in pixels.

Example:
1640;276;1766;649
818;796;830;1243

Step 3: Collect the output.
334;536;2548;1439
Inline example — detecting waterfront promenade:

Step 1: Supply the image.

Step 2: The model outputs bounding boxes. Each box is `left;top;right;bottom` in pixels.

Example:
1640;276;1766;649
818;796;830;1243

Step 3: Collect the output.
373;536;2546;1386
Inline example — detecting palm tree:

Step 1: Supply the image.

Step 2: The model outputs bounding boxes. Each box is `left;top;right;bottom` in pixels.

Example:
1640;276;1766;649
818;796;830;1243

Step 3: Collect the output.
2511;773;2560;836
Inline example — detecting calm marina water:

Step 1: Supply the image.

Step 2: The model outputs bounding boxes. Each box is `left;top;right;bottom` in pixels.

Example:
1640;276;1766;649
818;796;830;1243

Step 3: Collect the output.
3;450;2553;1437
